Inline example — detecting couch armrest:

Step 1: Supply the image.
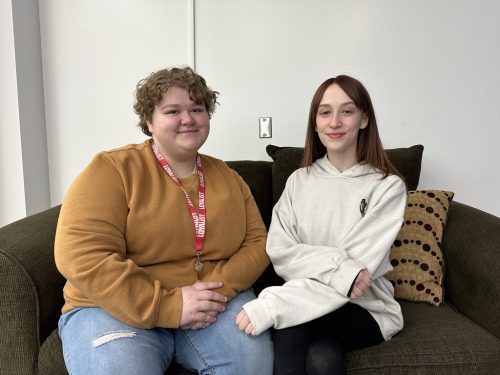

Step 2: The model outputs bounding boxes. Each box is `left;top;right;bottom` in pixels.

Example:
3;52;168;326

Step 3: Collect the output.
0;205;64;374
443;201;500;339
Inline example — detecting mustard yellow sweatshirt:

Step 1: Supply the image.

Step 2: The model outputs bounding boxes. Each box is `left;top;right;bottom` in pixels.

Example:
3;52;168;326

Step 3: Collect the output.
54;140;269;329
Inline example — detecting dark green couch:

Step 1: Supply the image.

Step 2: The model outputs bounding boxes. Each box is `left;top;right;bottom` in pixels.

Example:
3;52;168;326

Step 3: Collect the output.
1;145;499;374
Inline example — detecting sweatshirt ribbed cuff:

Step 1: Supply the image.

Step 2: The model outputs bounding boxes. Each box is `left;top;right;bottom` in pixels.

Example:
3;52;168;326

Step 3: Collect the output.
242;298;274;336
328;258;365;296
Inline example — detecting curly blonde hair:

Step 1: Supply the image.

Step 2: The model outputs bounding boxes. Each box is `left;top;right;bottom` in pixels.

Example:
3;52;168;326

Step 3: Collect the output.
133;66;219;136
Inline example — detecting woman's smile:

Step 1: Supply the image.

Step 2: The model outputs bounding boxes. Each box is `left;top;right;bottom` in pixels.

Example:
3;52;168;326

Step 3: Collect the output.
326;132;345;139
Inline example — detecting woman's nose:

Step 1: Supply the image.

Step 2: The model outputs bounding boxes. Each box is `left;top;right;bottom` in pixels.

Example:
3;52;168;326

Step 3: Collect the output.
180;111;194;124
329;112;341;127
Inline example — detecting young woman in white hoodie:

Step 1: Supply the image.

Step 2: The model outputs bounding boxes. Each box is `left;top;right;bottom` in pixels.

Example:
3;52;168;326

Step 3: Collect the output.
236;75;407;374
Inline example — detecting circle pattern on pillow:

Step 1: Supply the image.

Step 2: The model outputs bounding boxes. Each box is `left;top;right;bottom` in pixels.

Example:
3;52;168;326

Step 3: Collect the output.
385;190;454;306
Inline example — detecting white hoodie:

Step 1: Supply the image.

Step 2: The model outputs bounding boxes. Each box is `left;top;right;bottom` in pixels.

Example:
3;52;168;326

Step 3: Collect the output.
242;155;407;340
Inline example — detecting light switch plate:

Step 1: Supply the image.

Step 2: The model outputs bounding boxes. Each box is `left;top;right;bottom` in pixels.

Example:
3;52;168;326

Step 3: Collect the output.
259;117;272;138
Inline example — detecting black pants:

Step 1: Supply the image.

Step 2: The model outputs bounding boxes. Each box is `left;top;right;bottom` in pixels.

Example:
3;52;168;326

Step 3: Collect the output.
272;303;384;375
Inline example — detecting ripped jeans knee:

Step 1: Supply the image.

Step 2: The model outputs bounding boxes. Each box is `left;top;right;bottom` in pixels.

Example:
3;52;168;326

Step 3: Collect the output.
91;330;137;348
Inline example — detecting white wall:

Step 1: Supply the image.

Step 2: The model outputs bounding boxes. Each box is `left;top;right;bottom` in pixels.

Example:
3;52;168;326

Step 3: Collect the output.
39;0;192;203
0;0;26;226
2;0;500;227
11;0;51;216
197;0;500;218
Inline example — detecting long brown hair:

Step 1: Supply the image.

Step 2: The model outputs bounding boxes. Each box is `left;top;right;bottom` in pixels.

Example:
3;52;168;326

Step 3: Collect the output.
301;75;399;179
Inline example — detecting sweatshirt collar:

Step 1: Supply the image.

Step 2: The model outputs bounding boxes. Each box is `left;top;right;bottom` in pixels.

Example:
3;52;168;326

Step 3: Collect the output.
314;154;374;177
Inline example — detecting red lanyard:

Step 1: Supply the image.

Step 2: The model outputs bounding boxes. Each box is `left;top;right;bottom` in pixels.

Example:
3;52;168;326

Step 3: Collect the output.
151;143;206;260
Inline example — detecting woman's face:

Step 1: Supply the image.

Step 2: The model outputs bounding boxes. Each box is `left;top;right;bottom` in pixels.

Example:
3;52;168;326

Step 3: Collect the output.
315;84;367;163
147;86;210;162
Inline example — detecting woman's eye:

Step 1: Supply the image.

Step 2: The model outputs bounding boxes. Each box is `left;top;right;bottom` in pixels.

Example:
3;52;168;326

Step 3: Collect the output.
165;110;179;115
192;107;205;113
319;111;331;116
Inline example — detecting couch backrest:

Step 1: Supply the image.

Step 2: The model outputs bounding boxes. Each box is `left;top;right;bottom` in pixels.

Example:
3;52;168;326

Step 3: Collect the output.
225;160;274;229
266;144;424;204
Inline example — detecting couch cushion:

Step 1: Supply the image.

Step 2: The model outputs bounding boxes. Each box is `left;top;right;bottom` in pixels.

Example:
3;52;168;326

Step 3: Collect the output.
386;190;454;306
38;329;68;375
40;302;500;375
266;144;424;204
346;301;500;374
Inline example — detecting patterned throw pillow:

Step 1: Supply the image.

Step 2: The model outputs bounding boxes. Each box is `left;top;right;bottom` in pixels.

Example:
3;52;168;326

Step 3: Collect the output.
386;190;454;306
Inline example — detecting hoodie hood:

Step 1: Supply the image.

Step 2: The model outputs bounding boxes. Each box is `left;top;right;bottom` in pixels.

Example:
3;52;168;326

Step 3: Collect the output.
312;154;377;178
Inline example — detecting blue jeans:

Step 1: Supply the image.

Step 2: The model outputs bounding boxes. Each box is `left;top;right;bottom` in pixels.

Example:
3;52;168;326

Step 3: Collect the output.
59;289;273;375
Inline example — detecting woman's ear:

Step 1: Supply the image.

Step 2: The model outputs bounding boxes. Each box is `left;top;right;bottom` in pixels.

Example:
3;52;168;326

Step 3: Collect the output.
360;113;369;129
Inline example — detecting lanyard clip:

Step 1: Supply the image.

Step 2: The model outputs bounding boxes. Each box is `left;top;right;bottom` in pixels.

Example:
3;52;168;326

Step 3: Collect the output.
194;254;203;273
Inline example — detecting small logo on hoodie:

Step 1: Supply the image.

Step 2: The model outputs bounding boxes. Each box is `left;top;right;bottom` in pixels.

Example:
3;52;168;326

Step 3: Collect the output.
360;199;368;217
